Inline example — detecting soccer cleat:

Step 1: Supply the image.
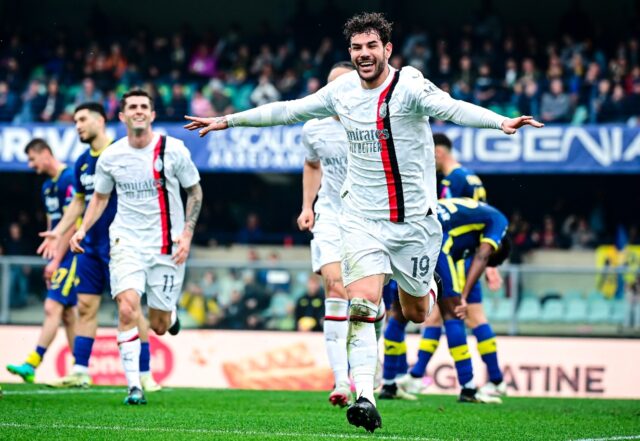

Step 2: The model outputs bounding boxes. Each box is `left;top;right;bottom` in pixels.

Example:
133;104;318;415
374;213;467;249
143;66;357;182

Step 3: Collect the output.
168;314;181;336
479;380;507;397
140;373;162;392
347;396;382;433
6;363;35;383
123;386;147;405
329;383;351;407
458;387;502;404
46;372;92;388
378;383;417;401
396;373;426;395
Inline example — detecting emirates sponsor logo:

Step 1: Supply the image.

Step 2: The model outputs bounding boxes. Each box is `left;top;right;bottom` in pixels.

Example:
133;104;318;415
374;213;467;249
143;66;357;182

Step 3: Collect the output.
55;334;174;385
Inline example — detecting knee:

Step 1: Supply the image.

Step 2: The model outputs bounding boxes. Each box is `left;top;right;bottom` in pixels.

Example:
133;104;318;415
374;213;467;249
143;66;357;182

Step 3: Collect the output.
117;300;138;325
78;301;97;322
62;309;75;327
325;277;346;299
402;305;428;324
151;320;168;336
43;301;59;318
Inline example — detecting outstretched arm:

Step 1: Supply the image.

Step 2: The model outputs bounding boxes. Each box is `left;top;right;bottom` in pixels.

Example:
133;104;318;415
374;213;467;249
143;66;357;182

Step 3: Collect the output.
38;195;85;259
184;92;335;137
69;192;110;253
297;160;322;231
172;183;203;265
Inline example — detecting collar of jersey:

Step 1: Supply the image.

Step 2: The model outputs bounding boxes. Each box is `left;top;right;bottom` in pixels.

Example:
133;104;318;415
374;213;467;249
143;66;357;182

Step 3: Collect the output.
361;65;396;93
90;139;113;157
52;165;67;182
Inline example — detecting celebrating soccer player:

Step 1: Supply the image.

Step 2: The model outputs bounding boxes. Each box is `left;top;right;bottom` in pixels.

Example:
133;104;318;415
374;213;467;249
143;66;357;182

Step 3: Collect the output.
185;12;542;432
70;90;202;404
39;103;161;391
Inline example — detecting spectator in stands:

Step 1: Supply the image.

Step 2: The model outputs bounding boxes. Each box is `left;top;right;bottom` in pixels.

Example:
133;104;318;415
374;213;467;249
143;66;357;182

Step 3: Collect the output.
473;62;498;107
532;215;559;249
540;78;572;123
74;78;102;106
209;79;233;116
15;79;44;123
598;83;627;123
625;78;640;123
0;80;19;122
295;276;324;332
563;215;597;249
236;213;264;245
190;89;214;117
165;83;189;121
250;74;281;106
515;79;540;119
188;44;218;80
38;79;65;122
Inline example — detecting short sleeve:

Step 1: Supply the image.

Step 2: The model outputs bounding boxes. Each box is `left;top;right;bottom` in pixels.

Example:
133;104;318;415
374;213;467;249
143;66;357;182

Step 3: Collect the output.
94;154;114;195
61;171;76;209
74;156;86;195
482;211;508;250
174;142;201;188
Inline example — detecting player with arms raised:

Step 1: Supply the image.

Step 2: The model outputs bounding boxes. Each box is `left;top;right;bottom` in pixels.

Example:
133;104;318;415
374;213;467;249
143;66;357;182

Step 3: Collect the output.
71;90;202;405
185;12;541;432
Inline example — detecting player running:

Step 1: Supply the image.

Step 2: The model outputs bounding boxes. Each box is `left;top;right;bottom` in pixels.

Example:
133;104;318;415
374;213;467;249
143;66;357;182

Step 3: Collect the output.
39;103;161;391
70;90;202;405
297;61;386;407
6;139;78;383
184;12;541;432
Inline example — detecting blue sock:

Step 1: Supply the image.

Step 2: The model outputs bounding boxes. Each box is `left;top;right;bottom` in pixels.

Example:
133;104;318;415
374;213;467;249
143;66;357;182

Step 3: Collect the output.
36;346;47;358
382;317;407;382
140;342;150;373
473;323;503;384
409;326;442;378
73;336;94;368
444;319;474;387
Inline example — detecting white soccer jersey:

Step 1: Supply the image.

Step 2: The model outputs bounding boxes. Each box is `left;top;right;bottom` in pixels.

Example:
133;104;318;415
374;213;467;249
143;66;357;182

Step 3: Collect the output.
94;134;200;253
302;117;348;216
228;66;506;223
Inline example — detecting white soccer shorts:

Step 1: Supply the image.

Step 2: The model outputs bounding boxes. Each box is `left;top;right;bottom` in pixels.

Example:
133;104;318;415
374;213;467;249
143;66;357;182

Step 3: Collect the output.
310;213;343;273
109;245;185;311
340;212;442;297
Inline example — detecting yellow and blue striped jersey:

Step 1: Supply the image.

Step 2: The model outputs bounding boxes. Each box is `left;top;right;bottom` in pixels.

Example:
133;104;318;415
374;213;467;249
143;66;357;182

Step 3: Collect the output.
436;198;507;261
42;166;75;230
439;166;486;202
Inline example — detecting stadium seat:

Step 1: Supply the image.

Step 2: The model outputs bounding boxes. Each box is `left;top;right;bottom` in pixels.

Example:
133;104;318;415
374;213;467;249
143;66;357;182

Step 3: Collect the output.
564;298;588;323
517;297;541;323
564;290;583;302
587;299;611;324
540;299;564;323
491;298;514;323
610;300;629;325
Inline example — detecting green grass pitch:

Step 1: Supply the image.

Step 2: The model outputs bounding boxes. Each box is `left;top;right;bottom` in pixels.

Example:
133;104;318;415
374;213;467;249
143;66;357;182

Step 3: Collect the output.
0;384;638;440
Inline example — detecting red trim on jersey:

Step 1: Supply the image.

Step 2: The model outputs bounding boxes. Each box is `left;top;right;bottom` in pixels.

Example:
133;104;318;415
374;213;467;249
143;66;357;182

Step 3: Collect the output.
376;70;403;222
153;136;172;255
375;310;386;322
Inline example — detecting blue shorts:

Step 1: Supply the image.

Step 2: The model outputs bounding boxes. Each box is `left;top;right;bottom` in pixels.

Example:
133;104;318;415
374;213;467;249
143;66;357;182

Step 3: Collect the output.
382;279;399;311
76;251;110;295
47;251;79;307
435;253;482;303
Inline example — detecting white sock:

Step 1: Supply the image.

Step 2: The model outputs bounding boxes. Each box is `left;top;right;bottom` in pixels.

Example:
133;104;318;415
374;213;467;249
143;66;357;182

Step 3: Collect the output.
117;327;141;390
324;298;349;386
347;298;379;405
72;365;89;375
374;302;385;341
170;308;177;327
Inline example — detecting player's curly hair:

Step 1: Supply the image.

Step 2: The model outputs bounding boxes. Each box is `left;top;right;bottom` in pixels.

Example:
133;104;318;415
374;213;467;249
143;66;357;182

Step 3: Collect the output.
343;12;393;45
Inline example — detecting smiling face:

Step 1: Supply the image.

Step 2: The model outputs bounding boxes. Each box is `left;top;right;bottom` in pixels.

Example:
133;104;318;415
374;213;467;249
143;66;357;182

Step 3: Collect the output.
119;95;155;134
348;31;392;88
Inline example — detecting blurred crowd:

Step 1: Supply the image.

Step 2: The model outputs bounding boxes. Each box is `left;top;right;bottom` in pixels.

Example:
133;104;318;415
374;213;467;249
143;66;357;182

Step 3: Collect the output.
1;5;640;125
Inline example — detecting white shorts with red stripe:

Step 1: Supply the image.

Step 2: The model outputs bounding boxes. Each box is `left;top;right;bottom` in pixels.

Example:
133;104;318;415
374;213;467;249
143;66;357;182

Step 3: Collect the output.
310;213;342;273
340;211;442;297
109;245;185;311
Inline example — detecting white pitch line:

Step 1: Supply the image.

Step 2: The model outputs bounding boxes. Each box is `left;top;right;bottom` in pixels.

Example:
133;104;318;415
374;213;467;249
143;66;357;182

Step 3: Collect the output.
0;422;442;441
570;436;640;441
2;388;127;395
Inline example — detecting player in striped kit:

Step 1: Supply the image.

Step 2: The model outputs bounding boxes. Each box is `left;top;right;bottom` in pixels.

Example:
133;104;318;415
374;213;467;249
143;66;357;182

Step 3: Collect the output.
185;12;541;433
70;90;202;405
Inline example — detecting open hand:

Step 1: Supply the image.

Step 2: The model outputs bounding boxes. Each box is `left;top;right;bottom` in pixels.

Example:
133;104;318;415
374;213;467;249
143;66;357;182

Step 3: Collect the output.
37;230;60;260
184;116;228;137
501;116;544;135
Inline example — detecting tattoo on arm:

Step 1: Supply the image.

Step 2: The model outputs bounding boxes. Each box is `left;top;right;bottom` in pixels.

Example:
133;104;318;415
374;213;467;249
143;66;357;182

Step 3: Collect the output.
184;183;203;234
